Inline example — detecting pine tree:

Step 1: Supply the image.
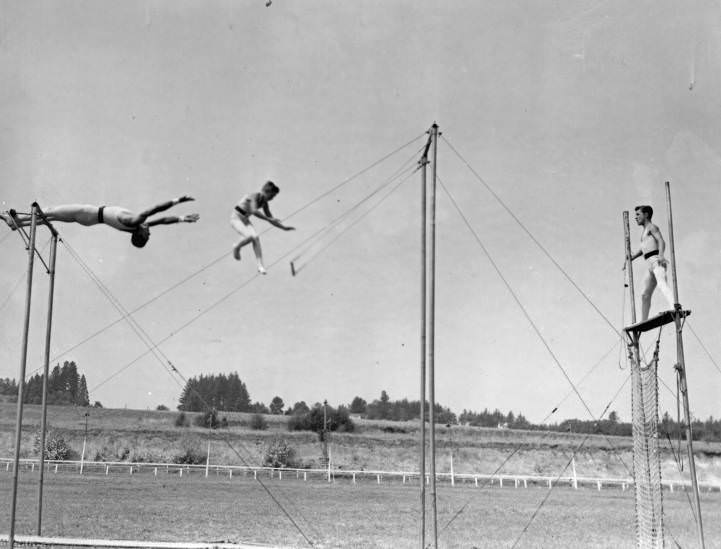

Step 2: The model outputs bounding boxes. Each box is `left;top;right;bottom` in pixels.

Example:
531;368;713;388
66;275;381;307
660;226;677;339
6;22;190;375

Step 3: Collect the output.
76;375;90;406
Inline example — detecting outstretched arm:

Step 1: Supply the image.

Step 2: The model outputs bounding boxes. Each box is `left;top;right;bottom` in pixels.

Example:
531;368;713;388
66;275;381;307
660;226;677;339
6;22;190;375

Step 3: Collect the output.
130;196;195;224
623;249;642;270
252;211;295;231
146;213;200;227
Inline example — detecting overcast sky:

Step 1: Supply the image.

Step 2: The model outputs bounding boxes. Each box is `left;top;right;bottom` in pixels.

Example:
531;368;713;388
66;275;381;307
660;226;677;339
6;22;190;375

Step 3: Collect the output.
1;0;719;424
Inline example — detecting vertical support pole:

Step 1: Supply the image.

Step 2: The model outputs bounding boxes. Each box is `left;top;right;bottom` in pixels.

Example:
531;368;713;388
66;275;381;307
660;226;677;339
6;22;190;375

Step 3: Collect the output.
428;122;439;549
9;205;38;549
36;233;57;535
450;452;454;487
571;457;578;490
623;211;637;325
625;209;665;548
665;181;705;549
79;440;87;477
205;441;210;478
664;182;680;307
419;130;431;549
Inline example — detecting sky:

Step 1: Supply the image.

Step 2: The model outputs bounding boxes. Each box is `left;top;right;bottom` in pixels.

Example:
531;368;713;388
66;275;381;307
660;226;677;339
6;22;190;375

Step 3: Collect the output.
1;0;720;425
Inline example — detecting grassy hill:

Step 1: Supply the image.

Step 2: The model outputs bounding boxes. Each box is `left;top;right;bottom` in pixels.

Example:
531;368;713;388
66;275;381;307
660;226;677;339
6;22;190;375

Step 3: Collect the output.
1;402;720;484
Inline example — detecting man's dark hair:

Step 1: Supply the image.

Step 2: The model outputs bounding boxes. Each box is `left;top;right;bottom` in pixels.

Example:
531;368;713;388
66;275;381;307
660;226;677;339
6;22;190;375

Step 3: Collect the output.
131;229;149;248
263;180;279;194
635;205;653;219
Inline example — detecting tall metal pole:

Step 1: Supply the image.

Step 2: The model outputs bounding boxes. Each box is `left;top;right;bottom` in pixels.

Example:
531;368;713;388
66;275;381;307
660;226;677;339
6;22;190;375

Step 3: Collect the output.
9;205;38;549
322;399;328;464
623;212;637;325
36;232;57;534
419;133;431;549
665;182;705;549
428;123;439;549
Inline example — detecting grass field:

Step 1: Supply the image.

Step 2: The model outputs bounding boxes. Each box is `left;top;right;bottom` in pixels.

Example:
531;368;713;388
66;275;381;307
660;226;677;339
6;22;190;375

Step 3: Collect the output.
1;470;720;548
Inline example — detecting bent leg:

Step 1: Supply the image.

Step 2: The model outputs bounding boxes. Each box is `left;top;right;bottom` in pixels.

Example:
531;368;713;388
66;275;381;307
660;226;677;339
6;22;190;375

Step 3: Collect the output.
230;216;257;261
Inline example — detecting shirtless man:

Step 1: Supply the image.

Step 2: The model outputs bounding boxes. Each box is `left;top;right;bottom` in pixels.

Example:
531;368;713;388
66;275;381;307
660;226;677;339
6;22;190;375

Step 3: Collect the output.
230;181;294;274
628;205;676;320
0;196;199;248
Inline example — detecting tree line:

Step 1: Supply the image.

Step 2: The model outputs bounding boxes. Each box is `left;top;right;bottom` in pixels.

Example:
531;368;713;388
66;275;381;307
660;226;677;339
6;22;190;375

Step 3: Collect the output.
0;361;89;406
176;374;721;441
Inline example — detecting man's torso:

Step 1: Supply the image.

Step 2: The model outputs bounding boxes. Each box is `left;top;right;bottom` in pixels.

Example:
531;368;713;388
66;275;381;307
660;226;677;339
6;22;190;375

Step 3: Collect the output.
102;206;137;231
640;224;659;255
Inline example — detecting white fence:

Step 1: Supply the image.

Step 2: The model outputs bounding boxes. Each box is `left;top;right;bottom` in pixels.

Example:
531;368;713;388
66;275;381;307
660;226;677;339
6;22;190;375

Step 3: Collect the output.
2;457;719;493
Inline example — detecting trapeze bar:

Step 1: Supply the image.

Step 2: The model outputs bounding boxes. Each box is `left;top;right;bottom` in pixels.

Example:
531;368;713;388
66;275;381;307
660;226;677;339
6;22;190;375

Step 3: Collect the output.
624;309;691;334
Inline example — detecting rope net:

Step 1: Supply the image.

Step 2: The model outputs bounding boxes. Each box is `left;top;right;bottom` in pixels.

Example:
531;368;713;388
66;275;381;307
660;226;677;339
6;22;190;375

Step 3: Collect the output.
631;351;664;549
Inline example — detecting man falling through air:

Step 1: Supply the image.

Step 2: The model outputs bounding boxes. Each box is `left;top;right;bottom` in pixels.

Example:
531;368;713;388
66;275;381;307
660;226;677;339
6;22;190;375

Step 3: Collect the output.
0;196;199;248
230;181;295;275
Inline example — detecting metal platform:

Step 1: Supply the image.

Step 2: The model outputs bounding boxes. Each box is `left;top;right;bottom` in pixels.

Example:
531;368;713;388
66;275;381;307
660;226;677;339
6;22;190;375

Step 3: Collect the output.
624;309;691;334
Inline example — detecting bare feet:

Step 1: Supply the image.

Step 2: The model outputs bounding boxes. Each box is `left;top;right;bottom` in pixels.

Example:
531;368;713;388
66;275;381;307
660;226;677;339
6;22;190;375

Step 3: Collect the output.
0;211;16;230
232;247;241;261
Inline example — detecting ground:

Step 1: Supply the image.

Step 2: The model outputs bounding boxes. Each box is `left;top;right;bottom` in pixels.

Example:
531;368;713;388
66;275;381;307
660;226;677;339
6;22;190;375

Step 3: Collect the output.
1;469;719;548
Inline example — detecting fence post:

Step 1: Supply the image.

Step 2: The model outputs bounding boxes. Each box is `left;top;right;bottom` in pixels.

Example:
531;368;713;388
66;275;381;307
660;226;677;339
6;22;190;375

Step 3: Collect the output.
475;476;478;487
450;453;455;487
352;473;356;484
304;471;307;481
105;466;109;476
154;467;157;477
205;441;210;478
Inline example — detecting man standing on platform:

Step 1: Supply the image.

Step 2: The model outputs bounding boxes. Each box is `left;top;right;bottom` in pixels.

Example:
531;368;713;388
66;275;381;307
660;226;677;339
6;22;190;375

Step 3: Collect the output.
628;205;675;320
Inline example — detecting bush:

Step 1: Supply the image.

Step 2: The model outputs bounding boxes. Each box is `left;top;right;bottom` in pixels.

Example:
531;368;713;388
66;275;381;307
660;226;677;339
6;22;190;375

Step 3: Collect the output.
156;404;169;411
33;430;76;461
288;404;355;438
250;413;268;430
193;409;226;429
263;438;298;468
175;412;189;427
194;410;216;428
173;445;206;465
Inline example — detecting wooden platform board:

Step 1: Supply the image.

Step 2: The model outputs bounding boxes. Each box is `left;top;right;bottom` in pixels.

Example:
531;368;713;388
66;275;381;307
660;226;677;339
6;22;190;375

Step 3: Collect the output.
624;309;691;334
